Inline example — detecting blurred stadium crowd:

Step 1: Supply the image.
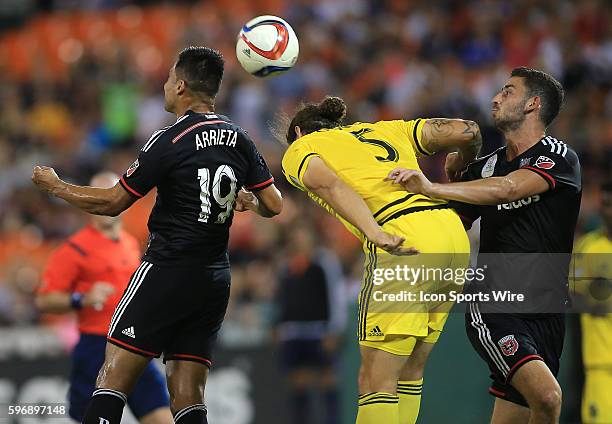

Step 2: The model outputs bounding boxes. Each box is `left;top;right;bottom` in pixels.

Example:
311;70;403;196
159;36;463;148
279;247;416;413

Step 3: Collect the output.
0;0;610;352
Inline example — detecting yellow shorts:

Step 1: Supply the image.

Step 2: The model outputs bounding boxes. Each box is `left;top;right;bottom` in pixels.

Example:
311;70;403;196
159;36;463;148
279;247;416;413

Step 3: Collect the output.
357;207;470;356
583;368;612;424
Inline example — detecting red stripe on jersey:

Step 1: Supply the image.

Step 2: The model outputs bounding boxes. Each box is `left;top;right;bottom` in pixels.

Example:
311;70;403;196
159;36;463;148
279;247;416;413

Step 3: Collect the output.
167;353;213;367
172;120;228;144
521;166;556;189
246;177;274;190
120;177;144;198
107;337;159;357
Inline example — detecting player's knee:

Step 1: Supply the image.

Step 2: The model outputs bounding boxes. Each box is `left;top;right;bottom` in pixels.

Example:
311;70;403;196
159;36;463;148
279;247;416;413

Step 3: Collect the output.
532;387;562;415
359;365;397;394
400;355;427;381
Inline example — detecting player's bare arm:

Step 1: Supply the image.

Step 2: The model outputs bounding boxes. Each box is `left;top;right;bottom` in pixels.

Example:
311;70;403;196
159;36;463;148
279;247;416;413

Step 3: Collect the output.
235;185;282;217
303;156;417;256
387;167;549;206
32;166;136;216
36;282;115;313
421;119;483;181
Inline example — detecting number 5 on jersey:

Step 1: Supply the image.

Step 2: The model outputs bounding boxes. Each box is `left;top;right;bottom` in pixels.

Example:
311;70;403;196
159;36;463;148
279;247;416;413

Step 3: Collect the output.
198;165;237;223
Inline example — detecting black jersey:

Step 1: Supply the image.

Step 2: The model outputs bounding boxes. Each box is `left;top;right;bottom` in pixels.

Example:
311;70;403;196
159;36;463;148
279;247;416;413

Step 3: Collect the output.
453;136;582;313
119;111;274;266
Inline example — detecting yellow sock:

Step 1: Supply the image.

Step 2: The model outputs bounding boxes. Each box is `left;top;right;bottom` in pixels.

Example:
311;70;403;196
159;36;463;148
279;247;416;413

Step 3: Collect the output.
397;379;423;424
357;392;399;424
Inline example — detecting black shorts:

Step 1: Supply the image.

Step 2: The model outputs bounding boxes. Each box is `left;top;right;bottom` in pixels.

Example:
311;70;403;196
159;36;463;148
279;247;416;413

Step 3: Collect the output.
107;261;230;367
465;302;565;407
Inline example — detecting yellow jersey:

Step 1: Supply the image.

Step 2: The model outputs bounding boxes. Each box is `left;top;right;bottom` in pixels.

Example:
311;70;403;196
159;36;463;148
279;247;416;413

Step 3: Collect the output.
573;229;612;368
281;119;446;240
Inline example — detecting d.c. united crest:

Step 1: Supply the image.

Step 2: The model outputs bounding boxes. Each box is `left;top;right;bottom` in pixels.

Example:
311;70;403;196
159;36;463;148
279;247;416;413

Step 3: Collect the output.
498;334;519;356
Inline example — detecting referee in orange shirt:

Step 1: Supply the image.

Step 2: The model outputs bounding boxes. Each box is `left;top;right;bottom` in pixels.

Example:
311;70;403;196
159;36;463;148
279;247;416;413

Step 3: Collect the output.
36;172;172;424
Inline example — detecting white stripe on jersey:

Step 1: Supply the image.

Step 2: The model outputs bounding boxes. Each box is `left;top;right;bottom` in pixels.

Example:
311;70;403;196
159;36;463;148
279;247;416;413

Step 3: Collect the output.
142;115;190;152
543;136;567;157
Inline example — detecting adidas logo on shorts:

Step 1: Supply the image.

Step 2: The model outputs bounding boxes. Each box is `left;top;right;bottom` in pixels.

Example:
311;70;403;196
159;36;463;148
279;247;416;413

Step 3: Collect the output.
122;326;136;338
368;326;384;337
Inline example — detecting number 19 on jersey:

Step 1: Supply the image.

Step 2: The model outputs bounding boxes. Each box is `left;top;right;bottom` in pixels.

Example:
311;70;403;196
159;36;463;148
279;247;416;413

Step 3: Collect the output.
197;165;237;224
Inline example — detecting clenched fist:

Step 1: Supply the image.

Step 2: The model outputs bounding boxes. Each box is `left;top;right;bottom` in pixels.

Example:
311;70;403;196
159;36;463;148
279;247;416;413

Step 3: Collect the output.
235;188;259;212
32;166;61;194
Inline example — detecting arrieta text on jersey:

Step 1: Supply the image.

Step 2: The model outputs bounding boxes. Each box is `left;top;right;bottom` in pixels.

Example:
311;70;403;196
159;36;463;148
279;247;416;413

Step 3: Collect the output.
195;129;238;150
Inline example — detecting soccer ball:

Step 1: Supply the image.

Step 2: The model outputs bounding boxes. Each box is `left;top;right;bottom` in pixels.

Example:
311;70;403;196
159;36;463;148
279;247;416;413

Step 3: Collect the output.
236;15;299;77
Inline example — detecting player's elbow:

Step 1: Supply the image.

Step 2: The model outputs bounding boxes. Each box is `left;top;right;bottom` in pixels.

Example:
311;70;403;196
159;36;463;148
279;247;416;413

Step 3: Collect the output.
460;120;481;142
264;195;283;217
259;186;283;217
105;204;123;217
88;202;120;216
496;177;519;203
95;191;131;216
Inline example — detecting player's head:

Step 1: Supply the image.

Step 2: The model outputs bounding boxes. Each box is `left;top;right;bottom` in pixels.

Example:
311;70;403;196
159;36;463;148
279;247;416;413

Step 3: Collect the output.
285;96;347;144
492;67;564;132
90;172;122;229
164;46;224;113
601;180;612;231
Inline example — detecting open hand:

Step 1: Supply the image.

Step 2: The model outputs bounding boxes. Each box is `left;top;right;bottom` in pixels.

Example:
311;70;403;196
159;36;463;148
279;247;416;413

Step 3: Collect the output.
32;166;61;194
370;230;419;256
386;168;433;196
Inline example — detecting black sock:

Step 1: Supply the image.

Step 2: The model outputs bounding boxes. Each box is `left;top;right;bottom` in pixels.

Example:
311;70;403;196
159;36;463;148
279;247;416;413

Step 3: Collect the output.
81;388;126;424
174;404;208;424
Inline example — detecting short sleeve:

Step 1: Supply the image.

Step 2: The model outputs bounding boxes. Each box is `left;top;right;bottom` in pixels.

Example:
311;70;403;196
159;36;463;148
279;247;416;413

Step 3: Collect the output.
243;135;274;192
38;243;83;294
281;140;320;190
392;118;431;157
520;144;581;192
119;131;173;198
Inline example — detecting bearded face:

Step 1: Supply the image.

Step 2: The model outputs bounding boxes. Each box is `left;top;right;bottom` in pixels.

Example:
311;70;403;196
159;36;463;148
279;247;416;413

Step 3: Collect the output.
491;77;531;132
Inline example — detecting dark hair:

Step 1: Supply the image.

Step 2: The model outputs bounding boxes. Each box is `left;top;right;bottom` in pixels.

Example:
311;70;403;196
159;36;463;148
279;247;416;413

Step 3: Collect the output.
286;97;347;143
175;46;224;98
511;67;564;127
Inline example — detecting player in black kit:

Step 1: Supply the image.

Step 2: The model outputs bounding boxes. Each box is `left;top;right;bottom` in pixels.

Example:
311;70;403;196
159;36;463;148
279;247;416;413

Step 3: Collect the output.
32;47;283;424
386;67;581;424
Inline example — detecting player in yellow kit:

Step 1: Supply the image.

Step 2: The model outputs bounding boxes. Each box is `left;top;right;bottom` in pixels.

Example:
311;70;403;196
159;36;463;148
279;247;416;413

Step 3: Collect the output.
573;181;612;424
280;96;481;424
